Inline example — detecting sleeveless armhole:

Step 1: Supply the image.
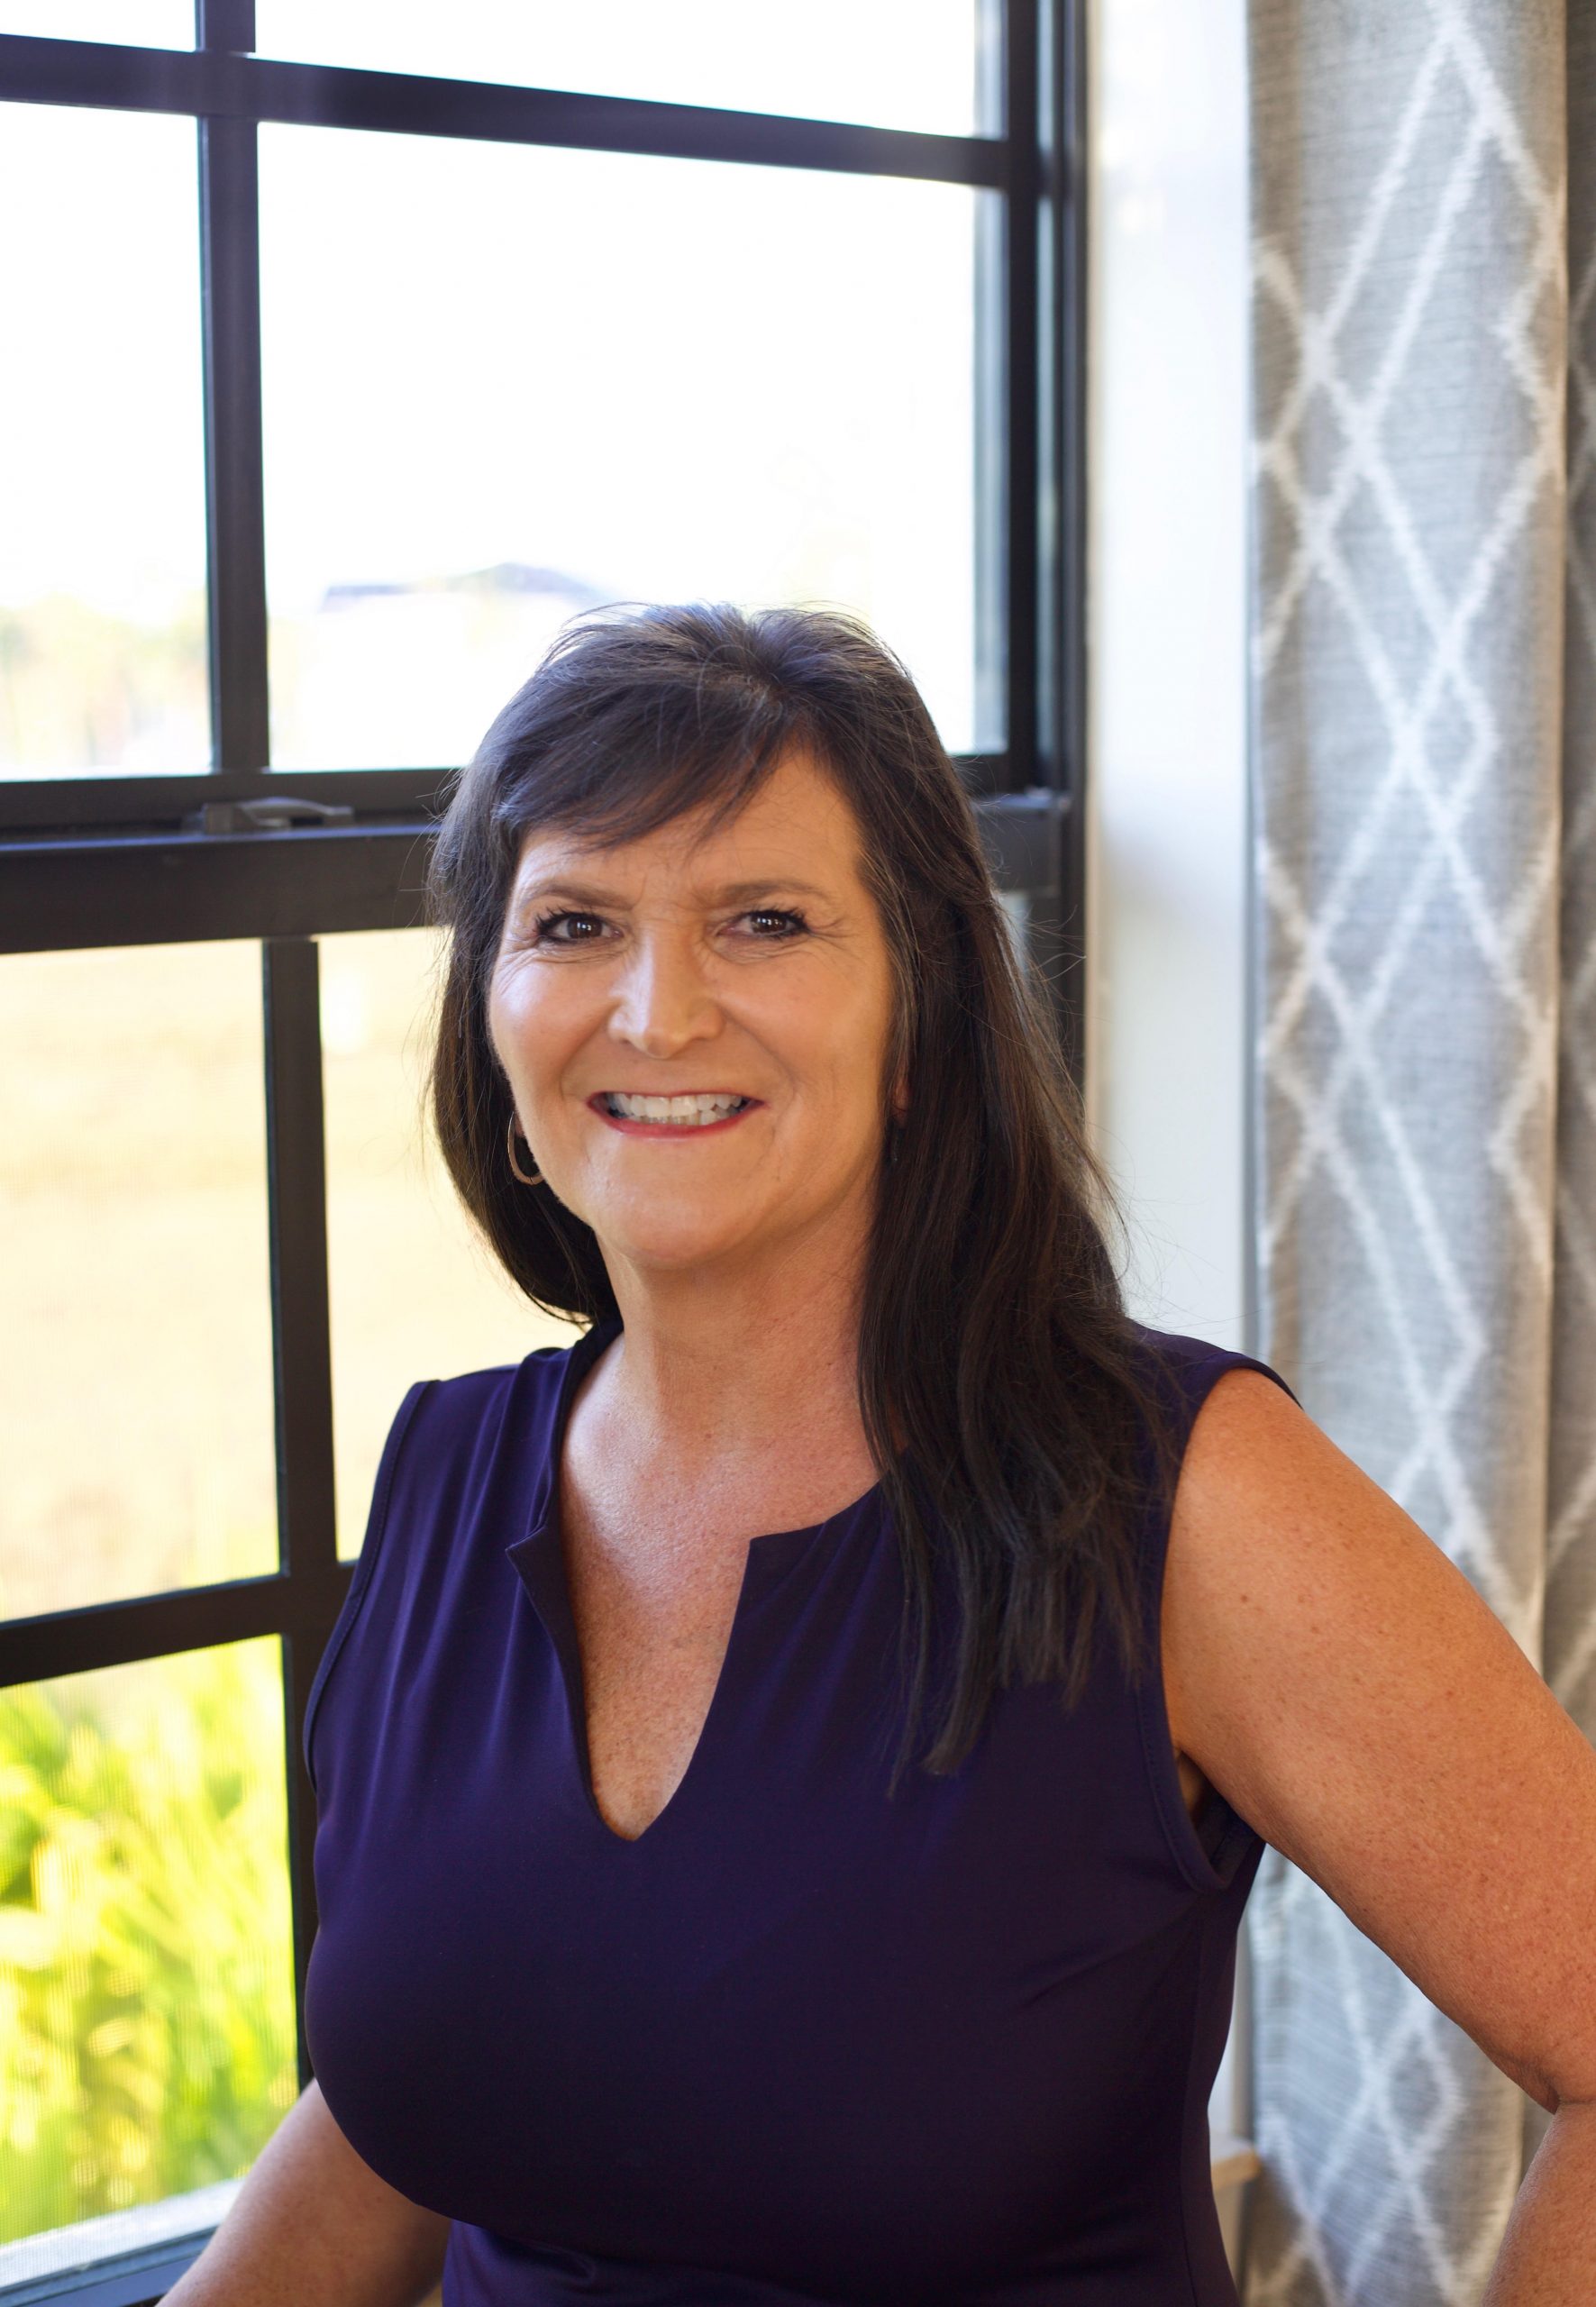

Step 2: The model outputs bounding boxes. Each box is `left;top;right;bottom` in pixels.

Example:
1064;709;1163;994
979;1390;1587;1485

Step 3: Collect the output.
302;1377;433;1799
1134;1343;1302;1895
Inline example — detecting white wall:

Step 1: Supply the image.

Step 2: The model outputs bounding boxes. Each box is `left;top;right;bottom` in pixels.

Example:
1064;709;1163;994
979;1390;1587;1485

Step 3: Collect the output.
1083;0;1255;2265
1086;0;1252;1348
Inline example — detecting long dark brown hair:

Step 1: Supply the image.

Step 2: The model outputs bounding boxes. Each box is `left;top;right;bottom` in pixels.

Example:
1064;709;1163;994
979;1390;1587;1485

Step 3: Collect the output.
425;600;1188;1783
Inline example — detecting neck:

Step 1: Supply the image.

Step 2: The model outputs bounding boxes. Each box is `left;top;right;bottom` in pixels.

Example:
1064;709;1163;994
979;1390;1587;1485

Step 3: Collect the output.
583;1250;871;1479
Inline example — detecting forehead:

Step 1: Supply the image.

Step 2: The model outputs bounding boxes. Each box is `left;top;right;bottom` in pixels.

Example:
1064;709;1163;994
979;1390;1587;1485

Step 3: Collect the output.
510;746;865;891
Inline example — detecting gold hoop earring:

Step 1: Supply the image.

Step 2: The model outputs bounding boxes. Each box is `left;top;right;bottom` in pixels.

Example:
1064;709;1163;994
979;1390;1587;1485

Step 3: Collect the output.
506;1117;543;1186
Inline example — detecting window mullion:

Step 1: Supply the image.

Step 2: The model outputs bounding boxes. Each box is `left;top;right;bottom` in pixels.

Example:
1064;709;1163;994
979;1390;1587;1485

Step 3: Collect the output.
261;934;337;2088
198;0;269;777
1048;0;1089;1091
1013;0;1086;1091
1003;0;1040;791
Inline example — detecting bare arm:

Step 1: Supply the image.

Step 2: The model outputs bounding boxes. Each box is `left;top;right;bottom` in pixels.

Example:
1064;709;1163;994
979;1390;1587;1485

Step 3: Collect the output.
161;2081;449;2307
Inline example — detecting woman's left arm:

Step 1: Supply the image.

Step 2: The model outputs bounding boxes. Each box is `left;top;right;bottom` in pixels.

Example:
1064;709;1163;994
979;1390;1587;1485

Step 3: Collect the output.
1480;2099;1596;2307
1164;1372;1596;2304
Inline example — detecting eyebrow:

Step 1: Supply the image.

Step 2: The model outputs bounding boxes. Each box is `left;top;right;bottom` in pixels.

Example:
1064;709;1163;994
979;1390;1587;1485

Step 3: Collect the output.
512;875;836;910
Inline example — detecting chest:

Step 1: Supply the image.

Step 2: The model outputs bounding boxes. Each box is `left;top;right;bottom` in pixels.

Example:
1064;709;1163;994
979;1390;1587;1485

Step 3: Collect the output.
560;1488;1217;1842
311;1517;1237;2296
560;1483;779;1842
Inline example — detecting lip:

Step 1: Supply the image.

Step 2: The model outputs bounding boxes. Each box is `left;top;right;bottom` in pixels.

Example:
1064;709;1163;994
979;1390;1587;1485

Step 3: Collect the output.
586;1092;763;1139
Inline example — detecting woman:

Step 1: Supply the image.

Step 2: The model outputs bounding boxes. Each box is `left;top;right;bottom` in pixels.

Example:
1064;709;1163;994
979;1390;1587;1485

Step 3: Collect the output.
171;605;1596;2306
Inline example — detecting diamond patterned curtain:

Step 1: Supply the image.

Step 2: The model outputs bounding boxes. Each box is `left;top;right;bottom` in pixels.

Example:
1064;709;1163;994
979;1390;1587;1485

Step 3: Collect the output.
1245;2;1596;2300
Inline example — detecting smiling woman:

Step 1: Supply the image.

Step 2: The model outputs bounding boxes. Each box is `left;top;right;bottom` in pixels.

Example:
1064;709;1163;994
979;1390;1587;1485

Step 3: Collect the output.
158;598;1596;2307
426;601;1196;1780
484;747;906;1309
185;599;1305;2307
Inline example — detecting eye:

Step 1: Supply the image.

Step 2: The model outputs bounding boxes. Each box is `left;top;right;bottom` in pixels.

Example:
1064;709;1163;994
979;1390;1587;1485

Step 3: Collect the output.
738;907;810;939
529;909;609;944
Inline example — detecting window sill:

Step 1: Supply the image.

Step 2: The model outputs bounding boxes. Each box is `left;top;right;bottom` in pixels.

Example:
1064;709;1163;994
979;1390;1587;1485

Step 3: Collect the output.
0;2183;240;2307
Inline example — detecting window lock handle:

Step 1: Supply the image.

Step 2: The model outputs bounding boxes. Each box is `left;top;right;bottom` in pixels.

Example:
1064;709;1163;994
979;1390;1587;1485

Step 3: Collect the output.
184;798;358;834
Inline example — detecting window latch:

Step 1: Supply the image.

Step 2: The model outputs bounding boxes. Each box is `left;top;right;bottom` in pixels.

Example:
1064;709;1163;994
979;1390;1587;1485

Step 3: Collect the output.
184;797;358;834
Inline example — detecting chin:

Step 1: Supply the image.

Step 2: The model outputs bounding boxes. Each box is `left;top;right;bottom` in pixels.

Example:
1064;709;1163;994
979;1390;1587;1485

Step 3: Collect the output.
588;1200;760;1273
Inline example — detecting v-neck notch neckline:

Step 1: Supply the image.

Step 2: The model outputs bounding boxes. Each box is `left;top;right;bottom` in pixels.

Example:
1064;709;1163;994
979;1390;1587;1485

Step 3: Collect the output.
504;1317;884;1848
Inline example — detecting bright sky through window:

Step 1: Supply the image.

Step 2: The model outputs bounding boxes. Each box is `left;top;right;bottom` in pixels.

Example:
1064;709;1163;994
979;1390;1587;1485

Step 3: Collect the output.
253;1;980;134
0;5;986;773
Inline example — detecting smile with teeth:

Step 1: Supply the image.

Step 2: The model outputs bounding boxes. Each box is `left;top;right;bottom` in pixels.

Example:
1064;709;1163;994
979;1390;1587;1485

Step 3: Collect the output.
599;1091;753;1126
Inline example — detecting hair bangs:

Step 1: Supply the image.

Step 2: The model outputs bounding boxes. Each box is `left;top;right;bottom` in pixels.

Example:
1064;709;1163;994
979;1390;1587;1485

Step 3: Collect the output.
485;616;818;876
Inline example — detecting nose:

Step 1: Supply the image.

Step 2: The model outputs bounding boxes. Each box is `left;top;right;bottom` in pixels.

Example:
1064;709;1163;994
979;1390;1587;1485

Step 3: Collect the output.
605;926;723;1060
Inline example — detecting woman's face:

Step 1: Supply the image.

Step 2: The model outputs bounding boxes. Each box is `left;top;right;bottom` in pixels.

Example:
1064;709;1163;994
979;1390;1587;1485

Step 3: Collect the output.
487;745;905;1284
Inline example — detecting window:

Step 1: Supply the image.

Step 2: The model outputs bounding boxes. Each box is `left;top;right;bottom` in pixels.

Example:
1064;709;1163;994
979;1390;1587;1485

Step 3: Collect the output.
0;5;1086;2299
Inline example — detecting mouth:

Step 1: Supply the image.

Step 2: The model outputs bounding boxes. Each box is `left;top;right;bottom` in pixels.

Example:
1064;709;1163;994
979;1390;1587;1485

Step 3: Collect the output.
588;1090;761;1135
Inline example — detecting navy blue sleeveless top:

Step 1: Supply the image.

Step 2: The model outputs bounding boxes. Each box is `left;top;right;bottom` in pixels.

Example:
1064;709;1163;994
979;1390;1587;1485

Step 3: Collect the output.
303;1318;1299;2305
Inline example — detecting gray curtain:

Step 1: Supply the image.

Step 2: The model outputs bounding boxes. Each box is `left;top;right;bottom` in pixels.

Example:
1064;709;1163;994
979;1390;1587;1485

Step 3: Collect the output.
1245;2;1596;2300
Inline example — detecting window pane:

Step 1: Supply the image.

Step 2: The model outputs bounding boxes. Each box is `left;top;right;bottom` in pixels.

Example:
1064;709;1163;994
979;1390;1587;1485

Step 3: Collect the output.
0;4;191;40
0;944;277;1617
255;0;982;136
0;105;208;779
321;929;578;1562
0;1641;296;2248
260;130;985;769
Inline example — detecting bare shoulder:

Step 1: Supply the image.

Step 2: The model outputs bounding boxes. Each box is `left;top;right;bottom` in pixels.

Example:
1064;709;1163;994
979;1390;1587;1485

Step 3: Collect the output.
1162;1366;1596;2114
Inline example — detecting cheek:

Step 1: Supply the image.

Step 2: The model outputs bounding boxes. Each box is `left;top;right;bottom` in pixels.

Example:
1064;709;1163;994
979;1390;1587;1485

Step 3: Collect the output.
487;967;567;1086
485;970;507;1046
811;987;898;1116
485;969;526;1075
844;963;898;1080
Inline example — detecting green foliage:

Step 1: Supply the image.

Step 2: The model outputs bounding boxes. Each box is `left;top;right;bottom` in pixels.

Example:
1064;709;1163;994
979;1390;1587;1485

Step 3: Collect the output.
0;1639;298;2243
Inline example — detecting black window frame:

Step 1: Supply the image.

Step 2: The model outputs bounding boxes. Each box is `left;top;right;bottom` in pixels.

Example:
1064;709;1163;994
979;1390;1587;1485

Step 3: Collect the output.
0;4;1087;2297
